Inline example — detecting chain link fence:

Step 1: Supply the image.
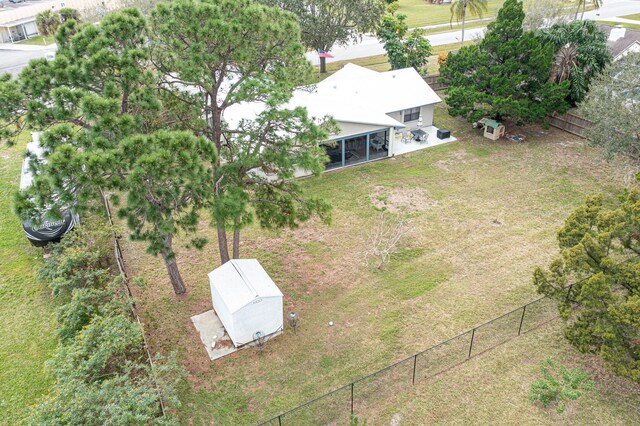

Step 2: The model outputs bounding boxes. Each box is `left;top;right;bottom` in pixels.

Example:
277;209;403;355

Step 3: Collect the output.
258;294;561;426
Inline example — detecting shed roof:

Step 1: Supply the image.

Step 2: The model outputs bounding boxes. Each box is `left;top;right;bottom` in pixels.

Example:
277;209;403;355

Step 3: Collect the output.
208;259;283;313
485;119;502;129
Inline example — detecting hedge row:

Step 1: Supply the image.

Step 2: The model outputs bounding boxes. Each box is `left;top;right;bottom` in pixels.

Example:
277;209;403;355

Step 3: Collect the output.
28;221;180;425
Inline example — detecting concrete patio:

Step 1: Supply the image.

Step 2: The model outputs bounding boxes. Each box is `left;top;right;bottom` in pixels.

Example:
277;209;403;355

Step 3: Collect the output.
393;125;456;157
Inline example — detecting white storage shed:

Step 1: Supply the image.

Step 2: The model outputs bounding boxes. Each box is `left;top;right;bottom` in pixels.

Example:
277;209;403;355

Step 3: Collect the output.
208;259;284;347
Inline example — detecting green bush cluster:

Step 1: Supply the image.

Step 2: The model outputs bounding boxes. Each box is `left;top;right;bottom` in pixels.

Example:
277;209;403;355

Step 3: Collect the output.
28;221;180;425
529;358;594;414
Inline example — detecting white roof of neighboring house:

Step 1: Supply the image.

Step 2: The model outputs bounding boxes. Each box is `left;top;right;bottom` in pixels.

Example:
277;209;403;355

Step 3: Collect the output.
224;64;442;132
208;259;283;313
0;16;36;28
597;24;640;60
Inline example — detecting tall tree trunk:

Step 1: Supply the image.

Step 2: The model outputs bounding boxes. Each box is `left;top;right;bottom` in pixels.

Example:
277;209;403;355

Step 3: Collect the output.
581;0;586;19
460;5;467;49
232;219;240;259
209;94;230;266
320;56;327;74
575;0;581;20
161;235;186;295
217;219;230;264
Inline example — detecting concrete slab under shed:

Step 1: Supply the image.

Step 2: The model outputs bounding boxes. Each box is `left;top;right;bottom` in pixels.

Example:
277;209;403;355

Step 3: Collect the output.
190;310;237;361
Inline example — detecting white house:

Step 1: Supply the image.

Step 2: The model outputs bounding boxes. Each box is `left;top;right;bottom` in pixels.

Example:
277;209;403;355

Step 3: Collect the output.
0;17;38;43
208;259;283;348
224;63;453;172
0;0;120;43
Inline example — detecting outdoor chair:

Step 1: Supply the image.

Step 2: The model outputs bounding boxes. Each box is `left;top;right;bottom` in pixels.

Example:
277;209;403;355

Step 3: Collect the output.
401;132;412;144
370;137;385;151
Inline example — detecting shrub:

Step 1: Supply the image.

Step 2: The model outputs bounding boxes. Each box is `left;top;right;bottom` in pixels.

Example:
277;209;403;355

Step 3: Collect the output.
529;358;594;414
437;51;448;68
29;223;181;424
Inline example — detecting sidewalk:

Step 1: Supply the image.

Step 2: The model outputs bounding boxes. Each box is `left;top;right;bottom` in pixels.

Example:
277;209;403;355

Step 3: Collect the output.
597;16;640;25
415;17;494;31
0;42;56;52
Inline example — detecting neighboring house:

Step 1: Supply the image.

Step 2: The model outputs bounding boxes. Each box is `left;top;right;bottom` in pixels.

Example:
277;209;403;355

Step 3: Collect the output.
0;16;38;43
0;0;118;43
225;63;454;173
597;24;640;61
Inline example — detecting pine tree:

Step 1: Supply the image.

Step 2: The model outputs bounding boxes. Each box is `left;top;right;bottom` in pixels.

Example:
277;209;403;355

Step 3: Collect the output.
440;0;569;124
115;131;216;295
9;9;203;294
150;0;333;265
533;190;640;383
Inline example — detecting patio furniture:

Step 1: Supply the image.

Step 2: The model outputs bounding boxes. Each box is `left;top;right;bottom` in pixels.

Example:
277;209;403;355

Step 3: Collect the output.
411;129;427;142
327;151;342;164
370;137;386;151
401;132;412;144
437;129;450;139
345;150;359;160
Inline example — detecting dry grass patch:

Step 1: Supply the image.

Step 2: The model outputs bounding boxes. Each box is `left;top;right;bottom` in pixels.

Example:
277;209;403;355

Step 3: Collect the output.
117;104;638;424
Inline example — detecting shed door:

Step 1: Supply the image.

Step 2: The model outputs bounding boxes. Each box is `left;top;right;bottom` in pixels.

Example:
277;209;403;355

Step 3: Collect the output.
233;297;283;345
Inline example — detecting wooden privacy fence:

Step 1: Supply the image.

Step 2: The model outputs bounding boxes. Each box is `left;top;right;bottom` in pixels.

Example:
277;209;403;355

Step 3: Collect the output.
423;73;447;91
548;112;593;138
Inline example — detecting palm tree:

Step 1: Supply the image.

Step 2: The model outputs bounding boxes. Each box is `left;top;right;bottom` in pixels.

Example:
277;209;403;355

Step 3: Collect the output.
450;0;489;48
575;0;602;20
35;10;59;44
540;20;612;104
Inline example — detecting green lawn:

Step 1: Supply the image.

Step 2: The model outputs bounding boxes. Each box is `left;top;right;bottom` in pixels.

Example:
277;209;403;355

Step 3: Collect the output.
117;105;640;425
619;13;640;21
372;322;640;424
598;20;640;31
17;35;55;46
397;0;590;28
397;0;505;28
0;134;57;424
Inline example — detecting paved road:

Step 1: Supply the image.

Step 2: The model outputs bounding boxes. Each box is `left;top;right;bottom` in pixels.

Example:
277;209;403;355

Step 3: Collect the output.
306;0;640;65
2;0;640;73
0;47;56;77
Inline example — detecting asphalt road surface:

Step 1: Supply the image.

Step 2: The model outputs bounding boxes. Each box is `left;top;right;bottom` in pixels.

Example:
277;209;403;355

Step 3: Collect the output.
1;0;640;73
307;0;640;65
0;48;55;77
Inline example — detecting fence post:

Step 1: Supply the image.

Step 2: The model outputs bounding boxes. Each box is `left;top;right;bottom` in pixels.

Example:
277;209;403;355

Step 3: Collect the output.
350;382;354;416
412;354;418;385
518;305;527;336
468;328;476;358
278;415;282;426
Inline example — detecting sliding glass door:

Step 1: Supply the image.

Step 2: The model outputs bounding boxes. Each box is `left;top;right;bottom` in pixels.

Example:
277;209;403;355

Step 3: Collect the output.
368;130;389;160
322;141;344;170
324;129;390;170
344;134;367;166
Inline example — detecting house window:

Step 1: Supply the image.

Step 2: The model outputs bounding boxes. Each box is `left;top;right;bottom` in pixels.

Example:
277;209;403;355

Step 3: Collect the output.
403;107;420;122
